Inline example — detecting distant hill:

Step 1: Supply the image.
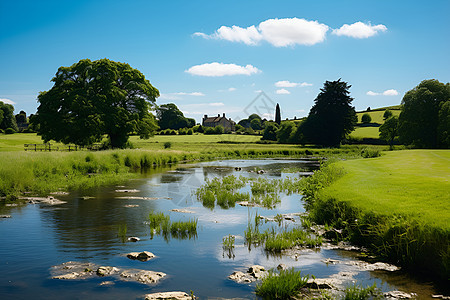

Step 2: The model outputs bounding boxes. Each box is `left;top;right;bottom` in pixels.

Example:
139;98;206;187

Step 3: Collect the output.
351;105;402;141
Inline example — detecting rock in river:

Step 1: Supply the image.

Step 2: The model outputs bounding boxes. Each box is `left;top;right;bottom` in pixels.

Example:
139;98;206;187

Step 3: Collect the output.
229;265;267;283
120;269;166;284
145;291;195;300
126;251;155;261
128;236;140;242
97;266;120;276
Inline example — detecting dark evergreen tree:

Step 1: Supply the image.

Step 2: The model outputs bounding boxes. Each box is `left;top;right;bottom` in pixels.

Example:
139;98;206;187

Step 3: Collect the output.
300;79;357;147
261;122;279;141
156;103;192;130
275;103;281;125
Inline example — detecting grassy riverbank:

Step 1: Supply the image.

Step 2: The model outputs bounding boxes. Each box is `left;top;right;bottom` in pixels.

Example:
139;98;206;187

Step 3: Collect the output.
304;150;450;281
0;133;379;197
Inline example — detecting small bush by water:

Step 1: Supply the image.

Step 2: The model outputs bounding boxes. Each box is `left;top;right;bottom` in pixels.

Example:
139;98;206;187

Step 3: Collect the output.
343;283;382;300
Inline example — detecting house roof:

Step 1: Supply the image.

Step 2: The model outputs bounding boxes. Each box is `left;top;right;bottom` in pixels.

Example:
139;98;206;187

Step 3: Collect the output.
203;116;225;123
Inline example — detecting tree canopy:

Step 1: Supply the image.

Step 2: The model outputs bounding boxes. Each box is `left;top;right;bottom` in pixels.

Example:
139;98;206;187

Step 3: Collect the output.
379;116;399;149
34;59;159;148
398;79;450;148
0;101;18;131
300;79;357;146
156;103;195;130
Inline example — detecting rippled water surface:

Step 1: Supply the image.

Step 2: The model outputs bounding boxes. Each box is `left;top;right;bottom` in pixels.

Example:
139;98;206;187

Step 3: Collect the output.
0;159;445;299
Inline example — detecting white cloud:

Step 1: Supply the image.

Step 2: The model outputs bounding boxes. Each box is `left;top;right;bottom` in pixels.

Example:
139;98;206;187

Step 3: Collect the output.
228;87;236;92
366;91;379;96
383;89;399;96
259;18;329;46
210;102;225;106
275;80;313;88
159;92;205;100
276;89;290;95
367;89;399;96
332;22;387;38
186;62;260;77
275;80;298;88
195;17;328;47
0;98;15;105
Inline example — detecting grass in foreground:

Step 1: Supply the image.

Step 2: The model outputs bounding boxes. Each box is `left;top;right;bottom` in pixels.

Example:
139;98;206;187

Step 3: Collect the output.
255;268;309;299
148;211;198;240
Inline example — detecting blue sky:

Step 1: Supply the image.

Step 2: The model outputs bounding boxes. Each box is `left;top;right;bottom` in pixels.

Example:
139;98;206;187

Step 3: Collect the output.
1;0;449;123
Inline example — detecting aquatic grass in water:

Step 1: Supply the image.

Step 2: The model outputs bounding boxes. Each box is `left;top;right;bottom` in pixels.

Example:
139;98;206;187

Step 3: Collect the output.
148;211;197;240
255;268;309;299
195;175;249;209
343;283;382;300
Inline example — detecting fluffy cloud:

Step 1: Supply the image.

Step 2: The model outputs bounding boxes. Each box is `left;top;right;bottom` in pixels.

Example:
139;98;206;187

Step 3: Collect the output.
382;89;399;96
275;80;313;87
195;18;328;47
174;92;205;96
0;98;15;105
276;89;290;95
275;80;298;88
367;89;399;96
228;87;236;92
186;62;261;77
332;22;387;38
259;18;329;46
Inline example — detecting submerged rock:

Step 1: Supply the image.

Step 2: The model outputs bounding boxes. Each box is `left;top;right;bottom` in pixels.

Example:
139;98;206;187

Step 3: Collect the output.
51;261;166;285
116;196;172;200
21;196;67;205
50;191;69;195
170;208;195;214
124;204;139;208
277;263;288;271
128;236;141;242
126;251;155;261
99;281;115;286
120;269;166;284
97;266;120;276
0;215;11;218
115;189;140;193
145;291;194;300
384;290;417;299
51;261;97;280
229;265;267;283
320;258;400;272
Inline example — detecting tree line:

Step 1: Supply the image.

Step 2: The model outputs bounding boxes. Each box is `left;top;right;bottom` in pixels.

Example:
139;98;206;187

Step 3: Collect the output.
4;58;448;149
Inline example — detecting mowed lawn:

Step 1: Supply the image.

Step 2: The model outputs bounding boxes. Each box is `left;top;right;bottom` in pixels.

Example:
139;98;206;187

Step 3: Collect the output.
322;150;450;229
349;126;381;139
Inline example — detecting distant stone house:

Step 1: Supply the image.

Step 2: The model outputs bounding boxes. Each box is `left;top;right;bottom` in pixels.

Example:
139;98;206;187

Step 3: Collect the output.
202;113;236;132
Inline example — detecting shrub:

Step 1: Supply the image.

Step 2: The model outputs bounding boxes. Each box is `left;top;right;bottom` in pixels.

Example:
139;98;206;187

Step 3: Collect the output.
361;113;372;124
214;125;224;134
383;109;393;120
5;128;16;134
0;128;4;134
204;127;215;135
164;142;172;149
360;147;381;158
187;128;193;135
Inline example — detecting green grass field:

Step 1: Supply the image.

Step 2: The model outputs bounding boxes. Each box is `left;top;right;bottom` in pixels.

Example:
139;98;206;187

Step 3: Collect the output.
322;150;450;229
355;108;401;124
349;126;381;139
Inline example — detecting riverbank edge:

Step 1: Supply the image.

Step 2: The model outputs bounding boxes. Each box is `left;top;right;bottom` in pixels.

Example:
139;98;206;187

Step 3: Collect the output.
0;147;352;199
301;159;450;283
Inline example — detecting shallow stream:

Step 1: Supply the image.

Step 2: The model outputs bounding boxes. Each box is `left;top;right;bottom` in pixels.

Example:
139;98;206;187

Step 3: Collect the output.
0;159;445;299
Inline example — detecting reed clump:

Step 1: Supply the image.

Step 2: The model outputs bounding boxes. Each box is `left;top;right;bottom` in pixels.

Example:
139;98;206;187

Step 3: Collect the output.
148;211;198;241
255;268;309;299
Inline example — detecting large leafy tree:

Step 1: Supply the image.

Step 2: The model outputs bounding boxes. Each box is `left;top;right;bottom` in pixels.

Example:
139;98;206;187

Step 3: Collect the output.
156;103;195;130
398;79;450;148
0;101;18;131
300;79;357;146
35;59;159;148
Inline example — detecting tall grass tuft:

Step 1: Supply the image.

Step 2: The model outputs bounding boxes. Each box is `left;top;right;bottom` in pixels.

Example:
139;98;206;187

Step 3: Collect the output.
343;283;382;300
255;268;309;299
148;211;197;241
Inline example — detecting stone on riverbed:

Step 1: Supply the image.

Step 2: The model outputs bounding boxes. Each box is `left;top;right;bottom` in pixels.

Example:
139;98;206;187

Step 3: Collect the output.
51;261;97;280
115;189;140;193
229;265;267;283
170;208;195;214
20;196;67;205
128;236;140;242
145;291;194;300
0;215;11;218
120;269;166;284
126;251;155;261
97;266;120;276
384;290;417;299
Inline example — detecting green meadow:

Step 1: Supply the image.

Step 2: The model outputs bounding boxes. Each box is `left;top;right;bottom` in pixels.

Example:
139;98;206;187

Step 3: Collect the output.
322;150;449;229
